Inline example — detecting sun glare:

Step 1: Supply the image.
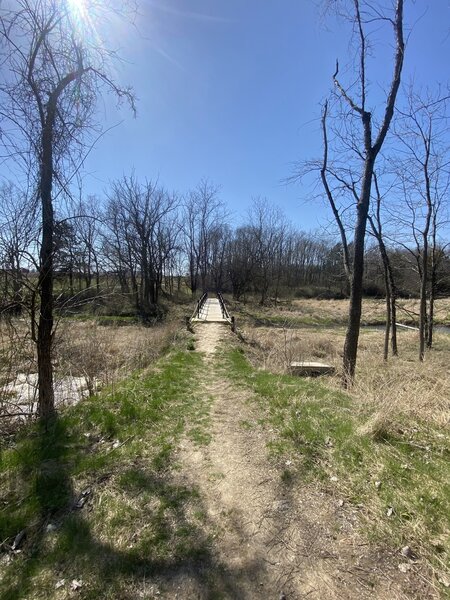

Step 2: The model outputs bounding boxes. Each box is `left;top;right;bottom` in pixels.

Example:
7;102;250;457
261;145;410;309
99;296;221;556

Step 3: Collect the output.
67;0;88;21
66;0;107;53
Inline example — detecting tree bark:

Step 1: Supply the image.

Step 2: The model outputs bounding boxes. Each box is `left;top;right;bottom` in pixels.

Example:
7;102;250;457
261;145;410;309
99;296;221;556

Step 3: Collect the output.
343;152;374;384
37;114;55;420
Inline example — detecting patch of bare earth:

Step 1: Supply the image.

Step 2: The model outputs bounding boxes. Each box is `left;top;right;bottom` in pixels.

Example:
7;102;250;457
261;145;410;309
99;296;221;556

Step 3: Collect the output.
158;323;436;599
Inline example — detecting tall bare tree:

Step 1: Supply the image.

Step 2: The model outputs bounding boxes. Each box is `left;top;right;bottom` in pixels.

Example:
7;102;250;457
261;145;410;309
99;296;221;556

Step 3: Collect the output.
394;89;449;359
367;173;398;359
104;176;179;320
0;0;134;419
182;180;226;295
320;0;404;384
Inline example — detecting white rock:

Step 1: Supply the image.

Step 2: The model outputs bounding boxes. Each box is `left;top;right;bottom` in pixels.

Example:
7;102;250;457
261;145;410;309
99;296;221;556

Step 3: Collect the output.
401;545;414;559
70;579;83;591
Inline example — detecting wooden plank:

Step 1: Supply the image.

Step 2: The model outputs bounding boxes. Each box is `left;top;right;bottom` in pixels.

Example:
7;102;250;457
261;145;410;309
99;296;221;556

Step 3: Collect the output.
289;361;335;376
395;322;419;331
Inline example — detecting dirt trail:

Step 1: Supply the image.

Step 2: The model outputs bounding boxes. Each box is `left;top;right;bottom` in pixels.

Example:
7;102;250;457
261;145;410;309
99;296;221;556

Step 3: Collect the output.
163;323;433;599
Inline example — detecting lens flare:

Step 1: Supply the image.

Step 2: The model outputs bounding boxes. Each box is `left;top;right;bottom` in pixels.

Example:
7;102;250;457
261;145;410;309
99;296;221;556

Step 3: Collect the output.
66;0;99;46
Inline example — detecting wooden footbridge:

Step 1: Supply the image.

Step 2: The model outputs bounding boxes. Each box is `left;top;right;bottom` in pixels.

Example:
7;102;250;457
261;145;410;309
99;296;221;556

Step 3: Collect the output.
189;292;235;330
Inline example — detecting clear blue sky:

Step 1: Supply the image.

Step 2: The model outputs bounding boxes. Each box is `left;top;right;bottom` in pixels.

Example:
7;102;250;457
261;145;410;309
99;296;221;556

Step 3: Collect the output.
4;1;450;230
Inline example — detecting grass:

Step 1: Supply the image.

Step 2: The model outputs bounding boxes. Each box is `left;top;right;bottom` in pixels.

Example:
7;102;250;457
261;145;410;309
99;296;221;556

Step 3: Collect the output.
232;297;450;328
242;324;450;428
0;319;181;425
0;341;213;600
223;345;450;592
1;294;449;596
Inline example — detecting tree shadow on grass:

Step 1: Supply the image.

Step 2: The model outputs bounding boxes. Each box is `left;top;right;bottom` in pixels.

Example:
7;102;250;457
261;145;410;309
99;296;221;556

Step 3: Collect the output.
1;418;270;600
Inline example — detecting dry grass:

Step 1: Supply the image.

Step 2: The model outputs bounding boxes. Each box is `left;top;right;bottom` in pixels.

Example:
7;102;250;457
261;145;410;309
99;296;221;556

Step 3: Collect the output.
237;296;450;326
0;317;180;422
351;330;450;431
54;319;179;391
233;322;450;586
243;324;450;429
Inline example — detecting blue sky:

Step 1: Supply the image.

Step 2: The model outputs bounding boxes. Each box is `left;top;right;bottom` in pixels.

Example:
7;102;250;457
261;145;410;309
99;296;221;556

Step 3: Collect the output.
3;1;450;230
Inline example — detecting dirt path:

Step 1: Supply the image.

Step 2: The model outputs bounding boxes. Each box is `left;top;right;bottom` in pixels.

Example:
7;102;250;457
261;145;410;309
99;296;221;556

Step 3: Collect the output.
161;323;433;599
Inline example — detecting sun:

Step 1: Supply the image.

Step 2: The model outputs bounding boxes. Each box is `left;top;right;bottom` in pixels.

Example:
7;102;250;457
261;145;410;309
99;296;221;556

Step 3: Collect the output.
67;0;88;20
66;0;99;44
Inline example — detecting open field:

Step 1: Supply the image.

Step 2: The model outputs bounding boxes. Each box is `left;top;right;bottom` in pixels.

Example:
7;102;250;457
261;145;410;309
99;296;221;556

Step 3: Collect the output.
231;297;450;328
240;325;450;427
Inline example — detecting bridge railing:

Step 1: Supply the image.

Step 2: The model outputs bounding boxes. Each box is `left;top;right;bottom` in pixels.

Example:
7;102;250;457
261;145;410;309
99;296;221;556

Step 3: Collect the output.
191;291;208;321
217;292;235;331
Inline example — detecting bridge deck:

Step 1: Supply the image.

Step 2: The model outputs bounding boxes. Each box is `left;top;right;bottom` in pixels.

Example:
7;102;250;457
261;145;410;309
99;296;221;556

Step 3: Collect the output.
192;298;228;323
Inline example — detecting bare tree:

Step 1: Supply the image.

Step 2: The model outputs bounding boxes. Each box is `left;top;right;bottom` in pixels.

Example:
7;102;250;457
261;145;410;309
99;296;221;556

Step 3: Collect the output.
246;198;286;305
105;176;179;320
0;0;135;419
394;89;449;359
182;180;226;295
367;173;398;359
318;0;404;385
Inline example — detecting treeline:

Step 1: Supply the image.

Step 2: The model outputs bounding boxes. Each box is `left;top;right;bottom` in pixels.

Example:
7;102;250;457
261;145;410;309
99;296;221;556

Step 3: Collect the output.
1;177;449;321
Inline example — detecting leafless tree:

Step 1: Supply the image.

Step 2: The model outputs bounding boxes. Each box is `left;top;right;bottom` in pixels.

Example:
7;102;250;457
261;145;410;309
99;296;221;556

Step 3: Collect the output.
182;180;226;295
393;88;449;359
104;176;179;320
316;0;405;385
0;0;135;419
0;182;38;315
367;173;399;359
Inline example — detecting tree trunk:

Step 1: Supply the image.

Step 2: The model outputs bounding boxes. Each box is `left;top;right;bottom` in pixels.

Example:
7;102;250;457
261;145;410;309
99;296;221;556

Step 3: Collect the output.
388;254;398;355
369;209;398;358
383;268;391;361
37;117;55;420
427;287;434;349
427;238;438;349
343;154;374;386
419;250;428;361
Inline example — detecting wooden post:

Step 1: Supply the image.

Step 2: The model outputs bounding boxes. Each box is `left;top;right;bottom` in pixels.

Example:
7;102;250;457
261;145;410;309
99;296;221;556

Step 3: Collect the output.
231;316;236;332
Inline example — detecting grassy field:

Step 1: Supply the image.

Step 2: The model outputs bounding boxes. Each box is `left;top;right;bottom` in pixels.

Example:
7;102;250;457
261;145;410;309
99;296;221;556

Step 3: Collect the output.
227;296;450;594
231;297;450;328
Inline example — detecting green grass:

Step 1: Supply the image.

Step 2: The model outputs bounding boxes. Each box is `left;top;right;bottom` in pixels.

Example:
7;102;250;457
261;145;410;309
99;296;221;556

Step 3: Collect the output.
224;347;450;585
0;346;212;600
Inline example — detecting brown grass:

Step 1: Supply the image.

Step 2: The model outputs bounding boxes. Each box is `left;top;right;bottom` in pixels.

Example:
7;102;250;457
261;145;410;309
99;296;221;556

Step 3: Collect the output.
0;317;179;421
54;319;179;390
243;324;450;429
236;296;450;326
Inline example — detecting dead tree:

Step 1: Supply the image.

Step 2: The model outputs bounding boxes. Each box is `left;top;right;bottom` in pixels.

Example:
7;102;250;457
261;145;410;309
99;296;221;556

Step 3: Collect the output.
368;173;398;359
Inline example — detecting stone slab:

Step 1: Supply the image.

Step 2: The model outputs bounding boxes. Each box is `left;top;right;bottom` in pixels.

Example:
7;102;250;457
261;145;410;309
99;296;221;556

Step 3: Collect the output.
289;361;335;376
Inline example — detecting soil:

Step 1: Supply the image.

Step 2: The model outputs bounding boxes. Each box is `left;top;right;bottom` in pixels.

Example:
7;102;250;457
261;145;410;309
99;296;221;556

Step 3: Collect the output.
156;322;437;599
